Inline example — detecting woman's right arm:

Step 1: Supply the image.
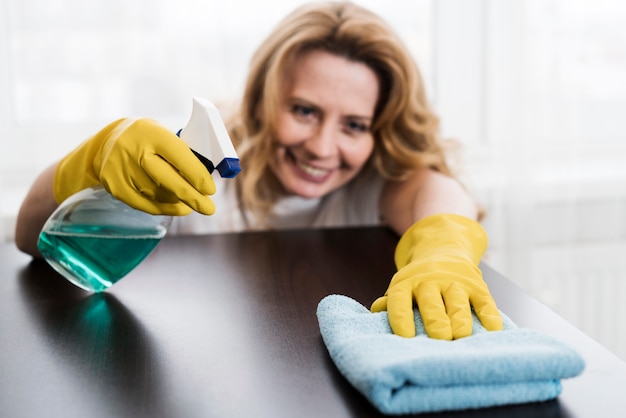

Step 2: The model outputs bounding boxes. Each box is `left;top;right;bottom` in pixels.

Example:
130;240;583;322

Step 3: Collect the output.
16;117;219;257
15;163;60;258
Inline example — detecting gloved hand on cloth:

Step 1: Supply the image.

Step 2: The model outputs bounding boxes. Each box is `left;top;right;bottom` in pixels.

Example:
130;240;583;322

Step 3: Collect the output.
371;213;503;339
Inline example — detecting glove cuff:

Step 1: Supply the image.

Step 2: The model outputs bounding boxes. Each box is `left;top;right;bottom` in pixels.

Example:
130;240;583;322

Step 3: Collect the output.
394;214;488;269
53;119;128;203
53;148;99;204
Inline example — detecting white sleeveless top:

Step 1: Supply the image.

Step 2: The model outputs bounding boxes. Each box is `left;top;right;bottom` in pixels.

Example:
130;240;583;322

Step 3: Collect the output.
169;166;386;235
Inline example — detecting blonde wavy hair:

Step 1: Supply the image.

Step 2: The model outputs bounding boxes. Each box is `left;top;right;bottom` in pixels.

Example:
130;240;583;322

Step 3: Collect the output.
228;1;452;222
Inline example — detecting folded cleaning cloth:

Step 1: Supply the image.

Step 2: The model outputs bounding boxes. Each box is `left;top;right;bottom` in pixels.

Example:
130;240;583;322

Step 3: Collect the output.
317;294;585;415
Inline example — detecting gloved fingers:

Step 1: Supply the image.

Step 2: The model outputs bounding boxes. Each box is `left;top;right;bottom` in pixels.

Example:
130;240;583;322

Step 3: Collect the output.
131;185;208;216
116;186;192;216
169;151;217;196
415;282;452;340
386;285;416;338
129;197;193;216
142;155;216;215
102;170;193;216
138;119;216;196
442;282;473;339
123;172;178;203
118;118;214;195
470;292;504;331
150;188;180;204
370;296;388;313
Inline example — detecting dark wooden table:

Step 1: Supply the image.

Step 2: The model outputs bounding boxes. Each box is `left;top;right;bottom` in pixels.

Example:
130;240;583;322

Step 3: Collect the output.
1;227;625;417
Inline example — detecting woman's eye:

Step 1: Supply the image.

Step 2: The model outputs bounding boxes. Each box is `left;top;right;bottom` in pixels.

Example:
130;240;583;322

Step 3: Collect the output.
292;104;317;119
345;120;369;133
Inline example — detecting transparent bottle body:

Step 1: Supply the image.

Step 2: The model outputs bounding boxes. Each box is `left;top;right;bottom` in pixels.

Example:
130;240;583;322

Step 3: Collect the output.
38;186;172;292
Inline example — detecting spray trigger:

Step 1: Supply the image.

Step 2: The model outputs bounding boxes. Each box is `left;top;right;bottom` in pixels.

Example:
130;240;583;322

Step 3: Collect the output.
177;97;241;178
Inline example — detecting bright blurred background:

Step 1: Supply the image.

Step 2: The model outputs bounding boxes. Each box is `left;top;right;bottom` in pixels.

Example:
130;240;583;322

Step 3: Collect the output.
1;0;625;360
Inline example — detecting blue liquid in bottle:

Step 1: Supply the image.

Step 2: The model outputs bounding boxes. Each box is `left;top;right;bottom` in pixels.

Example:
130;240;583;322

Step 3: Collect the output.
38;224;165;292
38;187;171;292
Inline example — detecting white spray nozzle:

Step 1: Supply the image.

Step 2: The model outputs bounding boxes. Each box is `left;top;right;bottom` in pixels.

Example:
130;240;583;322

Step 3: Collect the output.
178;97;241;178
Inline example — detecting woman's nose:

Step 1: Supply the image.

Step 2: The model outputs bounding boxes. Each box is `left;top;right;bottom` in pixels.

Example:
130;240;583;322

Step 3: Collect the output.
304;122;338;158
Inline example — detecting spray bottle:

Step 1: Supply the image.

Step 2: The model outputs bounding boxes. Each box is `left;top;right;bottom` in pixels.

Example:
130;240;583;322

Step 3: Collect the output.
37;97;240;292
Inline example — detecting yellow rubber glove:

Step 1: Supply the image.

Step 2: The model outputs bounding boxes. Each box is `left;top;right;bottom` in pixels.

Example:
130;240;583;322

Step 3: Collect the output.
371;214;503;340
54;117;216;216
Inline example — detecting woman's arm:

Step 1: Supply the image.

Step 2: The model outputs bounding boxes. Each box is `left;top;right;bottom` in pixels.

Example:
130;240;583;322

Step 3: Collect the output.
15;163;60;258
380;167;478;235
375;167;501;340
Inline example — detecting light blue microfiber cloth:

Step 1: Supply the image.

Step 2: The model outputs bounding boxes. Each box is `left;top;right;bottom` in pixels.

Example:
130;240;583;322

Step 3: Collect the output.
317;294;585;415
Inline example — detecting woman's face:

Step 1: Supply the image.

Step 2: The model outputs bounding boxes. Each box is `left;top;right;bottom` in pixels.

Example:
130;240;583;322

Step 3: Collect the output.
269;49;379;199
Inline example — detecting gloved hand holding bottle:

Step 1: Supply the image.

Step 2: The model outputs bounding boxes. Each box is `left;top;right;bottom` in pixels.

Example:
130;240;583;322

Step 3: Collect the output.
38;97;239;292
371;214;503;340
54;117;217;216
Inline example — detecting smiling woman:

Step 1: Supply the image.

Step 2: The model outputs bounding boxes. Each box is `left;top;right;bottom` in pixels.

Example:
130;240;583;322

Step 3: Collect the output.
0;0;434;242
14;1;503;343
270;50;378;199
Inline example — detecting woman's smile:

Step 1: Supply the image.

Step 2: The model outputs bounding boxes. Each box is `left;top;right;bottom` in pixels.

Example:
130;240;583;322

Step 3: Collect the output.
286;149;334;182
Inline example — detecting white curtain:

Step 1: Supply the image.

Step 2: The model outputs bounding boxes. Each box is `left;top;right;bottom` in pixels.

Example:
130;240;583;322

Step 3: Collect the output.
1;0;625;359
434;0;626;360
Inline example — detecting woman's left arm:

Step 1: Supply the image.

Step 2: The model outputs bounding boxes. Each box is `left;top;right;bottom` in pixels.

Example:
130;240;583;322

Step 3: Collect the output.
380;167;478;234
374;167;502;340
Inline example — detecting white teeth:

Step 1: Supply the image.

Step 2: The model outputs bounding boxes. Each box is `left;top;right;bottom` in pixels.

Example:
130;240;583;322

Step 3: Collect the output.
296;160;329;177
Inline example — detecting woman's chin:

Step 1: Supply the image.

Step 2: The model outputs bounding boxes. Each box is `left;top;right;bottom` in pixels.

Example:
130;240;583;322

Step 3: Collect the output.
282;181;329;199
288;188;325;200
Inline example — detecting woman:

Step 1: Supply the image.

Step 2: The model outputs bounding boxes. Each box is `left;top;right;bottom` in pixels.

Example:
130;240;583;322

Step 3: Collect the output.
15;1;502;340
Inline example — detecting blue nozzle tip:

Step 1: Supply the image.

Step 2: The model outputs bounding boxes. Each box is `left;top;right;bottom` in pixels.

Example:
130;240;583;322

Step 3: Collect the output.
216;158;241;178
